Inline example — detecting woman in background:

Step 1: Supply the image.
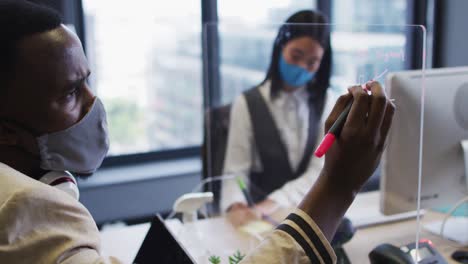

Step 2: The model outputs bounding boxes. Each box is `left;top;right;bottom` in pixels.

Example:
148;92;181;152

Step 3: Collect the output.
222;10;336;215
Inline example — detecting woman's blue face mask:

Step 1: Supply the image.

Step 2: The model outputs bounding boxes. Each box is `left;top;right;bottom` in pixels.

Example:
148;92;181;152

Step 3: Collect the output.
279;55;316;87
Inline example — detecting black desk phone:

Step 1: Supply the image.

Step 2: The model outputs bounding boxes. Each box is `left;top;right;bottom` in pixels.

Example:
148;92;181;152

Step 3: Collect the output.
369;239;448;264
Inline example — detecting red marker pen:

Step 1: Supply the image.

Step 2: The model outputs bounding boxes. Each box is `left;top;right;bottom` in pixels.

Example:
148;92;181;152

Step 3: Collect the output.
314;99;353;157
315;83;372;158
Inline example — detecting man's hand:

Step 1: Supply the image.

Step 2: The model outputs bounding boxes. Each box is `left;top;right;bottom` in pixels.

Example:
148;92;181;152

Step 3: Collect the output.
298;81;395;240
323;81;395;193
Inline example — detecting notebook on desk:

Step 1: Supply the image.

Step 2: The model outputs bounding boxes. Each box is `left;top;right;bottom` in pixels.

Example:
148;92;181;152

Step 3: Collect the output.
133;214;196;264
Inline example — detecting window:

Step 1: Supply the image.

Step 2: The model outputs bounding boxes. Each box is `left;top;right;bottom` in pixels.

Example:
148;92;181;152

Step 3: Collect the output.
80;0;413;163
83;1;202;156
330;0;409;92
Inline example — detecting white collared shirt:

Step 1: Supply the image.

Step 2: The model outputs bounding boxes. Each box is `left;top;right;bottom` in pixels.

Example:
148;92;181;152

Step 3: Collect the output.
221;81;336;211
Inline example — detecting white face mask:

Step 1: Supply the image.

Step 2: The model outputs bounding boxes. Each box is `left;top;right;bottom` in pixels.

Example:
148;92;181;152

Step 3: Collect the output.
36;98;109;175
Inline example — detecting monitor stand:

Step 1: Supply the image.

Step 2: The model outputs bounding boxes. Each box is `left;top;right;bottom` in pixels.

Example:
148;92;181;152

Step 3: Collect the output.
462;140;468;191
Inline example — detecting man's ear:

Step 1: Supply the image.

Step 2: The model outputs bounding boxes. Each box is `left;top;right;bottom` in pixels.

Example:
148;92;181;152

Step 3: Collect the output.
0;121;20;146
0;121;39;155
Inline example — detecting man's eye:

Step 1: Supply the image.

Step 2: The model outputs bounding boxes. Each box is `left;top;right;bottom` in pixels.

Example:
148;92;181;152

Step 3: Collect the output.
70;89;78;96
64;88;78;101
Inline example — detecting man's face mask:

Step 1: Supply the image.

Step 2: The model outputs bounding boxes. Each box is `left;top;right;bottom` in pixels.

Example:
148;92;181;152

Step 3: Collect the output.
36;98;109;175
279;55;316;88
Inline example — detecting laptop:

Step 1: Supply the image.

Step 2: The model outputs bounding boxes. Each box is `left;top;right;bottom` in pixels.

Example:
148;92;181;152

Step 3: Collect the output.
133;214;196;264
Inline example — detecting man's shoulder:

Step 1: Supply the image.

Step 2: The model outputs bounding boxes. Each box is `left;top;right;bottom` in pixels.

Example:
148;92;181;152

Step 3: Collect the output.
0;163;87;216
6;182;72;206
0;168;97;241
0;163;41;203
0;167;104;264
0;177;83;217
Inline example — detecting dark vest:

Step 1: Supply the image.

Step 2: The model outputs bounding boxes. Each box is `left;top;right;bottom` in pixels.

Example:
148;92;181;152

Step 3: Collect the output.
243;87;321;202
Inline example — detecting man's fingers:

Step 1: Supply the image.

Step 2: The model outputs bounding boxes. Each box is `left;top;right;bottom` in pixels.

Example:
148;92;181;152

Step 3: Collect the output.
325;93;352;132
345;86;370;129
367;82;387;136
378;101;396;150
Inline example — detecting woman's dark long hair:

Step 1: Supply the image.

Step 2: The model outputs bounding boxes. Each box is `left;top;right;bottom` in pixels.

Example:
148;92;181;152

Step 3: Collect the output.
260;10;332;117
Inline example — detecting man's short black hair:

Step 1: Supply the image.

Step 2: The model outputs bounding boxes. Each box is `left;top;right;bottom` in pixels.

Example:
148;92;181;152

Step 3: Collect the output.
0;0;62;85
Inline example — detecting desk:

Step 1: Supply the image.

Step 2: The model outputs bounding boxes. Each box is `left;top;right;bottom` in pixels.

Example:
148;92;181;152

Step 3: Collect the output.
344;211;466;263
100;191;467;263
343;192;467;263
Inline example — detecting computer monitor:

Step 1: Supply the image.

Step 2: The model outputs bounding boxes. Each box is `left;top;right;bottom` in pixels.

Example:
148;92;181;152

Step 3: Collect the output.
381;67;468;215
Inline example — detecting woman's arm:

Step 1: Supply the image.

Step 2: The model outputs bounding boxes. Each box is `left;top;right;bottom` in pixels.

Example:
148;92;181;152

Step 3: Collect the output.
263;155;323;209
262;90;338;208
221;95;255;211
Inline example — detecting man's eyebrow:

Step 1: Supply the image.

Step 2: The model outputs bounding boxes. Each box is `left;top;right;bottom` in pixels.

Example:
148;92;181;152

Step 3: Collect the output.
62;71;91;93
66;71;91;87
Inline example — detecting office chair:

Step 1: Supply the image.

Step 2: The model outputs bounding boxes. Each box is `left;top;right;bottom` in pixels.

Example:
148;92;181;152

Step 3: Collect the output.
201;104;232;215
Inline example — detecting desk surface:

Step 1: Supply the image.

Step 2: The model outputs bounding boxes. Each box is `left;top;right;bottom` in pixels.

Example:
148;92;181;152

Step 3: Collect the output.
344;210;466;263
100;191;467;264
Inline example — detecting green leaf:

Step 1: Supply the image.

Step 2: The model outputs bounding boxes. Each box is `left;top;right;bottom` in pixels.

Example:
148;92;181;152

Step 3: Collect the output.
229;250;245;264
209;255;221;264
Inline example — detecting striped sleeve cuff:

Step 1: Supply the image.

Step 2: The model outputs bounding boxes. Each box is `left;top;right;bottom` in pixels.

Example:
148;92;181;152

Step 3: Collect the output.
275;208;337;264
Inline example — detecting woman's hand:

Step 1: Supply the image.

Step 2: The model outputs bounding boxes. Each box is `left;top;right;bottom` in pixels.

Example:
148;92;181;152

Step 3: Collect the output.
255;199;278;215
226;202;260;228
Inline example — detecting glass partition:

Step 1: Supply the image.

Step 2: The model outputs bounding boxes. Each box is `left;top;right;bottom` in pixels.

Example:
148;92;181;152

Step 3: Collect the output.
197;22;427;263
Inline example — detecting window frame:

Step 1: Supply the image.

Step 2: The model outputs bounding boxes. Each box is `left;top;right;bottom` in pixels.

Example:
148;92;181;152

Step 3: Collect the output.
70;0;427;168
101;147;200;168
406;0;429;70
